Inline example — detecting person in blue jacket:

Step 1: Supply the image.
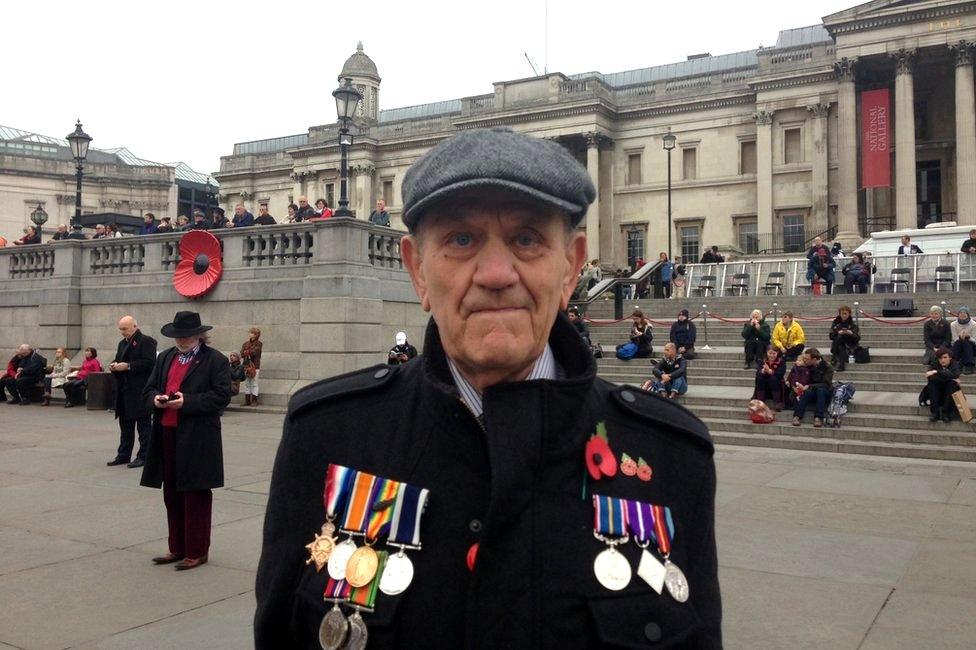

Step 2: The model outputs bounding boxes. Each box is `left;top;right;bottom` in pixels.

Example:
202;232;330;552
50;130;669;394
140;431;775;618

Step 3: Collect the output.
659;251;675;299
669;308;698;360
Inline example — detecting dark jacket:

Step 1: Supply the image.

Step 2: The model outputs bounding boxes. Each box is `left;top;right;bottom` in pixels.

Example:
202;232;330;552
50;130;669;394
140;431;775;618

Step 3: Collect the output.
570;317;590;343
829;316;860;343
233;211;255;227
924;319;952;350
962;238;976;253
927;358;962;382
670;319;697;349
652;355;687;381
296;205;317;222
898;244;923;255
16;351;46;382
112;329;158;420
699;250;723;264
369;210;391;226
140;344;231;492
190;219;212;230
138;223;158;235
230;361;246;382
387;343;419;365
255;214;277;225
807;359;834;389
630;323;653;357
741;319;771;343
254;315;721;648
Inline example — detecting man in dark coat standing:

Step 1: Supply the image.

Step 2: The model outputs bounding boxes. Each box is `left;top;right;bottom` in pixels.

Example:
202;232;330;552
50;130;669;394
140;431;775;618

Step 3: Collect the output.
140;311;231;571
107;316;158;468
255;128;721;648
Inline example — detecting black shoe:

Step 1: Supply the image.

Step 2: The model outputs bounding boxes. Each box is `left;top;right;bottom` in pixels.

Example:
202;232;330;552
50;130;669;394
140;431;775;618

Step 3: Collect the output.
929;413;941;422
64;402;74;408
106;457;129;467
127;459;145;469
19;399;30;405
942;413;952;423
837;364;846;372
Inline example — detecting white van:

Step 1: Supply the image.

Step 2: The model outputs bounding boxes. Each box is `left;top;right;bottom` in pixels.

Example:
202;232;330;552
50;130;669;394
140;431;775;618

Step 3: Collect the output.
853;221;974;256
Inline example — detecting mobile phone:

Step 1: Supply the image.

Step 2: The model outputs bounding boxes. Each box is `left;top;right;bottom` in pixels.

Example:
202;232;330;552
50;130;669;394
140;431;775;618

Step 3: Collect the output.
167;392;179;400
157;394;169;403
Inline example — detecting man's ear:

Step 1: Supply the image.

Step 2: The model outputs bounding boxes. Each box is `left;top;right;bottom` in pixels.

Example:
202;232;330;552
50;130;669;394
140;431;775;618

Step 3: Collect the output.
400;235;431;312
560;231;588;310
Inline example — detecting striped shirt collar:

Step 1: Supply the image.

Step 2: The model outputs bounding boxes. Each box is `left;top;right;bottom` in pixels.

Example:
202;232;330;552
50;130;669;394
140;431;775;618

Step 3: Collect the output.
447;344;559;418
177;342;201;365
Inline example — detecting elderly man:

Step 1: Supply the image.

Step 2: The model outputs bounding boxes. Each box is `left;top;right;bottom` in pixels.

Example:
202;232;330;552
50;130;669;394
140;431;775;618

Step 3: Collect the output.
368;198;391;226
295;196;316;221
1;344;46;405
92;224;109;239
50;224;70;241
231;203;254;228
107;316;158;468
255;128;722;648
190;209;211;230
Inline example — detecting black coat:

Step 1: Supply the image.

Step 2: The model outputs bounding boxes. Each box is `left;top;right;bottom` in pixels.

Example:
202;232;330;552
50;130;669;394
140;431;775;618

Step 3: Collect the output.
255;315;721;648
112;329;158;420
16;351;46;382
139;344;231;492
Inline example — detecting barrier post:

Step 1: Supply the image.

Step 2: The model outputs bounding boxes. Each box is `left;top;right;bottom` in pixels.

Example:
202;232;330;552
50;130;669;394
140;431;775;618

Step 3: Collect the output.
701;304;712;351
772;302;779;322
853;301;860;327
941;300;948;318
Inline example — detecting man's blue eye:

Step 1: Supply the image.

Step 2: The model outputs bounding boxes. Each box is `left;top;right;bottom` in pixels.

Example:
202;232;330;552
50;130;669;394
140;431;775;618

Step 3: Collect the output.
453;233;472;246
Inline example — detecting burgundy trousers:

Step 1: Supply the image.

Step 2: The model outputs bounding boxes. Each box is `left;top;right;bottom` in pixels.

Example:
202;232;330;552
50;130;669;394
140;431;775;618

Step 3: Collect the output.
161;426;213;558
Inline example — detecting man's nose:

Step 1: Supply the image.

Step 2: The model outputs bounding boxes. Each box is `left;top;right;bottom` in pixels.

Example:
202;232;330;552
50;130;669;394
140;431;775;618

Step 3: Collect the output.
472;238;519;290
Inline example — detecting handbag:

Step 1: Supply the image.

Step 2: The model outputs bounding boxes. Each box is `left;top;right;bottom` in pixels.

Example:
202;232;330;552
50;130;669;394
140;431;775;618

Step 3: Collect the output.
854;346;871;364
952;390;974;423
244;362;257;379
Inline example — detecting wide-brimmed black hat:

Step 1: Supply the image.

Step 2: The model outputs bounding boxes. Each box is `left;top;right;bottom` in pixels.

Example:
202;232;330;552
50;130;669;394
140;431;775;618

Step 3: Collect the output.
160;311;213;338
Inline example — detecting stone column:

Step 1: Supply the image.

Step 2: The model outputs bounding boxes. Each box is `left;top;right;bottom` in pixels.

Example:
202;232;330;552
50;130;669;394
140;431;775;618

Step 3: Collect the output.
807;103;831;229
584;132;601;261
754;110;774;243
892;49;918;230
353;164;375;219
952;41;976;225
834;57;861;245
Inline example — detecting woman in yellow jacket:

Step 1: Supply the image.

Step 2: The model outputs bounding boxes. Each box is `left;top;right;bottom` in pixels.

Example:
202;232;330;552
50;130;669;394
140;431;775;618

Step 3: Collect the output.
772;311;806;360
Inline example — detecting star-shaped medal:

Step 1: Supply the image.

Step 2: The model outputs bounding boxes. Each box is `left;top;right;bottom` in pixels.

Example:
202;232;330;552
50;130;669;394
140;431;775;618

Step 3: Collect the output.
305;522;338;572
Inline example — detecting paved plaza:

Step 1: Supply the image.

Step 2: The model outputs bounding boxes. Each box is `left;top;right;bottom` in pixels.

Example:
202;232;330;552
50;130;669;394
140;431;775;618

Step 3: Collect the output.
0;407;974;649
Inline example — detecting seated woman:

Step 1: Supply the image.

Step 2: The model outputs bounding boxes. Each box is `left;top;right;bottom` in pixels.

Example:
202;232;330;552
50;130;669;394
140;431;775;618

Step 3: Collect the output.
842;253;874;294
649;343;687;399
783;352;811;410
923;306;952;365
753;347;786;410
42;347;70;406
950;306;976;375
61;347;103;407
924;347;962;422
669;309;697;360
829;305;860;372
620;310;653;359
741;308;771;369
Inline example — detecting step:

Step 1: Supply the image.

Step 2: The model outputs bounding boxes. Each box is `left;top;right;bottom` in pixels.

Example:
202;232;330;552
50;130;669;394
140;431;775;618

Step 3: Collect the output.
598;359;922;373
710;430;976;462
679;392;921;417
599;373;931;394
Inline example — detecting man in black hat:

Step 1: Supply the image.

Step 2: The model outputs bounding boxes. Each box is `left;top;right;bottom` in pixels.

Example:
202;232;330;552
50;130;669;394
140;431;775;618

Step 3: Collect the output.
255;128;721;648
190;209;212;230
140;311;231;571
210;207;230;229
107;316;158;468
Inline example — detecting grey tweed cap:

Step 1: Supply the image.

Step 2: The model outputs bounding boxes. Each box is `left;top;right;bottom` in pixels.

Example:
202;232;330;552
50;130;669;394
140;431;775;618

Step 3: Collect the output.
401;127;596;230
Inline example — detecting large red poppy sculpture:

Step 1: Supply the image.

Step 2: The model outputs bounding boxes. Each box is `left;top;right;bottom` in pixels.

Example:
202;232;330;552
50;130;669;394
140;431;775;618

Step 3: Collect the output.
173;230;223;299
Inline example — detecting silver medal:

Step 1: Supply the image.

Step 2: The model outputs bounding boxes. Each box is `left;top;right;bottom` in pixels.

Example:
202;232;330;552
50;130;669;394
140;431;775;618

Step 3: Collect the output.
593;547;632;591
318;605;348;650
345;610;368;650
379;550;415;596
327;538;357;581
664;560;690;603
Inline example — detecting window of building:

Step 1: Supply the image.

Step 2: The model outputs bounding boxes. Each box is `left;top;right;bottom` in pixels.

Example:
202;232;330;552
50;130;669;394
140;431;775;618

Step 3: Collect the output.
740;140;757;174
627;153;642;185
782;214;805;253
784;128;802;164
682;148;697;180
738;221;759;254
680;225;700;262
325;183;335;208
382;179;394;207
625;228;645;270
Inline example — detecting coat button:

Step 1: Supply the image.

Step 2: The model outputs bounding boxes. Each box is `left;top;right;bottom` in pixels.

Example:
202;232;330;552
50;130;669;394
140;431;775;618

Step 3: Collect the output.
468;519;483;533
621;390;636;403
373;368;390;379
644;622;662;642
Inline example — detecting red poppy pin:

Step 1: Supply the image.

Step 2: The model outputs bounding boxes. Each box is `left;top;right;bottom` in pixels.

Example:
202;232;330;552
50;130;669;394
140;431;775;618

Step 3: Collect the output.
173;230;223;299
585;421;618;480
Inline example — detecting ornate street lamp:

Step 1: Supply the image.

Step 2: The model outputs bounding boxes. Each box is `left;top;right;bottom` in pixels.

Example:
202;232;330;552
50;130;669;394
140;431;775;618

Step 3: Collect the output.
662;128;677;261
332;77;363;218
30;204;49;232
66;120;92;232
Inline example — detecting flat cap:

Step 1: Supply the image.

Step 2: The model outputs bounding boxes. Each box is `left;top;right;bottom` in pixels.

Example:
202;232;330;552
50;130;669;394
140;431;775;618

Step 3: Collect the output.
401;127;595;230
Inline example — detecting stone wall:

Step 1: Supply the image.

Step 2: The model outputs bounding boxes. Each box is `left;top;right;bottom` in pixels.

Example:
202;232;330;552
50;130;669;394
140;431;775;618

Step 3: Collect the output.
0;219;425;406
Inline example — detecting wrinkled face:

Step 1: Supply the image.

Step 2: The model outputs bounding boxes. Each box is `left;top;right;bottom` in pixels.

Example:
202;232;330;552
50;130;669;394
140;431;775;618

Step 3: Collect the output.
930;310;942;321
118;318;137;339
58;225;67;233
298;198;309;209
95;225;105;235
402;198;585;381
17;345;30;357
229;353;240;363
174;336;197;353
664;346;676;360
235;205;244;216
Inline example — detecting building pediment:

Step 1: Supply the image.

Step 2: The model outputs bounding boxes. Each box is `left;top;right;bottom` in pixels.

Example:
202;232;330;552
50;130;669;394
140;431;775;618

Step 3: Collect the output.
824;0;976;36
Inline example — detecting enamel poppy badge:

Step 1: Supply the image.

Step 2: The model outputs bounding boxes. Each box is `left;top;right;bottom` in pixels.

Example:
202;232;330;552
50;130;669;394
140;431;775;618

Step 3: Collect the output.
585;421;618;480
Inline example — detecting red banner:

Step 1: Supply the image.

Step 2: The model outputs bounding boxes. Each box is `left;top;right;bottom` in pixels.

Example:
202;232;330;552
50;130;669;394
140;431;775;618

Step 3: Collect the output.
861;89;891;188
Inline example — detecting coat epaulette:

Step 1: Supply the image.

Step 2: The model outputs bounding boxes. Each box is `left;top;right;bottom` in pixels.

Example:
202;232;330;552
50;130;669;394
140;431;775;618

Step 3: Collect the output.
610;385;714;453
287;364;400;420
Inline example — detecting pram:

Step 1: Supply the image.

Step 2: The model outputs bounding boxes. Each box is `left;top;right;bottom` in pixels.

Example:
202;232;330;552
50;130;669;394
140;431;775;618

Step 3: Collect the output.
826;381;856;428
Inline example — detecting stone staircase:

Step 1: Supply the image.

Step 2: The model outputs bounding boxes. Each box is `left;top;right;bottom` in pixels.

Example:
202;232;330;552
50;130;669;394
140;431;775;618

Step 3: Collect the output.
583;291;976;462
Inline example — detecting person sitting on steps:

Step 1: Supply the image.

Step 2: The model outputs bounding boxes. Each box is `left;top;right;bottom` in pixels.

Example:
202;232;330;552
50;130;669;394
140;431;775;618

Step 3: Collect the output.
924;347;962;422
791;348;833;428
923;305;952;366
772;311;806;361
950;306;976;375
829;305;860;372
669;309;697;360
649;343;688;399
742;308;771;369
784;352;811;410
753;346;786;410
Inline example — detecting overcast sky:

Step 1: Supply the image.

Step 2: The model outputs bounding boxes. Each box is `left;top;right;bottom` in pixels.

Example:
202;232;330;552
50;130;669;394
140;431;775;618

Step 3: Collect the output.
5;0;853;176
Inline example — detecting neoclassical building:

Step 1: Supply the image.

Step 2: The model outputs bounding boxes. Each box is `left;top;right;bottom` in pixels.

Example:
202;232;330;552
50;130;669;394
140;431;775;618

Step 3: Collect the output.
215;0;976;268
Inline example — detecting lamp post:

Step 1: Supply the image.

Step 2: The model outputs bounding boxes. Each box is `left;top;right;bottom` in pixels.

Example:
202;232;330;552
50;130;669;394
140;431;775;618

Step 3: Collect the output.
662;128;676;261
66;120;92;232
332;77;363;218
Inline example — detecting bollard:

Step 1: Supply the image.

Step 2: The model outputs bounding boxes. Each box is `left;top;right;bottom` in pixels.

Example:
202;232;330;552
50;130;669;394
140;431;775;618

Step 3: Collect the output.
614;283;623;320
941;300;947;318
853;301;860;326
701;304;712;351
772;302;779;322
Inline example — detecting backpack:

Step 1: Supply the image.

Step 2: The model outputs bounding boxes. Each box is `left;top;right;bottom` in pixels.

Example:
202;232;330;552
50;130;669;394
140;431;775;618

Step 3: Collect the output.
616;343;638;360
854;346;871;364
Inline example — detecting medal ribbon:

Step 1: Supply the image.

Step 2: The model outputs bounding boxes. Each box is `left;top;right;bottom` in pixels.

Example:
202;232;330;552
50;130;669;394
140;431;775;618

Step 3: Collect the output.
348;551;388;610
365;477;401;541
625;499;654;543
389;484;430;547
650;504;675;555
323;464;354;520
592;494;628;537
323;577;352;601
341;471;378;534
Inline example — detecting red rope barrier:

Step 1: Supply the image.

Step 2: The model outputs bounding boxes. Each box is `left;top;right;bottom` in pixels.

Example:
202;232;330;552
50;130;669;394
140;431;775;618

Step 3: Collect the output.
859;310;931;325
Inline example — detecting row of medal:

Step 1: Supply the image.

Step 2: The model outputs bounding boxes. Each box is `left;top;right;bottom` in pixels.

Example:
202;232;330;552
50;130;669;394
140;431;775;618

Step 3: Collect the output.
592;494;689;603
304;464;430;650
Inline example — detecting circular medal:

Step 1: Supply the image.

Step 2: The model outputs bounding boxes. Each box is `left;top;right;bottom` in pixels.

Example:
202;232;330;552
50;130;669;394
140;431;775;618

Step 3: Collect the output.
379;551;415;595
664;560;690;603
327;538;357;581
318;606;348;650
346;611;369;650
593;547;632;591
345;545;379;588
